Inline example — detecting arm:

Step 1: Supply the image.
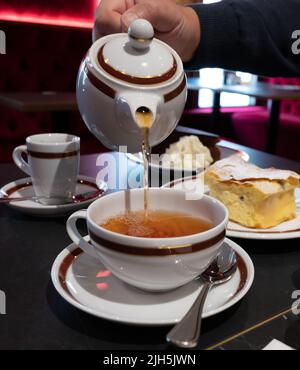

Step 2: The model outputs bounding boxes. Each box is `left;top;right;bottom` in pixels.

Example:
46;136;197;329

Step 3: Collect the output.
93;0;300;77
187;0;300;76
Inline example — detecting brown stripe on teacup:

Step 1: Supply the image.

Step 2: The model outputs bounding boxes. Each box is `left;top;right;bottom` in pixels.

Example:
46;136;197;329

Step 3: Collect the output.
27;149;79;159
98;44;177;85
88;229;226;256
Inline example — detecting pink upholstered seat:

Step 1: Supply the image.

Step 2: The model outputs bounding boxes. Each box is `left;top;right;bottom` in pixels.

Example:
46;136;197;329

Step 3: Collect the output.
231;78;300;160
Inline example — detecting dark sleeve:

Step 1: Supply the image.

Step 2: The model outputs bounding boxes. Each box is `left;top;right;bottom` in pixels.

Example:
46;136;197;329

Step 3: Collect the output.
185;0;300;77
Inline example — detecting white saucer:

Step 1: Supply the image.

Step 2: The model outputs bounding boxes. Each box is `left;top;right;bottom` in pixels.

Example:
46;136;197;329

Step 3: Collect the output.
226;210;300;240
1;176;107;217
163;176;300;240
51;237;254;326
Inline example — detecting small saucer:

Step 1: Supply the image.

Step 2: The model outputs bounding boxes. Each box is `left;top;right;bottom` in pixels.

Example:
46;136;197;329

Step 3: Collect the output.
51;237;254;326
164;176;300;240
1;176;107;217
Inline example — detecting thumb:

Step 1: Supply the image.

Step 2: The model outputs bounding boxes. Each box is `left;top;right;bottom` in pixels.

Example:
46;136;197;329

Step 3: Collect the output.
121;2;179;33
121;8;140;32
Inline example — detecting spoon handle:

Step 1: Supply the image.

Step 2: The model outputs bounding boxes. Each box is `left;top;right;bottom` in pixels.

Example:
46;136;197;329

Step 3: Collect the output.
166;282;211;348
0;190;103;204
0;196;43;203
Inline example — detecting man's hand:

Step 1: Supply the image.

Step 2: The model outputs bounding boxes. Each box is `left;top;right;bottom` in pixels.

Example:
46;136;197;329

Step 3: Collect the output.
93;0;200;62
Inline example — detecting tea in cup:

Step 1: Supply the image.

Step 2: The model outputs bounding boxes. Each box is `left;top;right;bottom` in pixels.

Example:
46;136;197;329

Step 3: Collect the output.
67;188;228;291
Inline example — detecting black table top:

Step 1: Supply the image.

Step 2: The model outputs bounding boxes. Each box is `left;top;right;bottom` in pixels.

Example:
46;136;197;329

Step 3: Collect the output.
187;80;300;101
1;141;300;350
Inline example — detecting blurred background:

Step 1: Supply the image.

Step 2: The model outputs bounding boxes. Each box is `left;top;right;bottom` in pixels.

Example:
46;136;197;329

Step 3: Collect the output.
0;0;299;162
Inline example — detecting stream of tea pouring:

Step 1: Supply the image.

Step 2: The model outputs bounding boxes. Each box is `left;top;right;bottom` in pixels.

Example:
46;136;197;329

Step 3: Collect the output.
135;106;154;217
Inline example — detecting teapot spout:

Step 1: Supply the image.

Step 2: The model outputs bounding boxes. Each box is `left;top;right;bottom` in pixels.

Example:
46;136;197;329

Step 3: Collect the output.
135;106;155;129
116;92;161;129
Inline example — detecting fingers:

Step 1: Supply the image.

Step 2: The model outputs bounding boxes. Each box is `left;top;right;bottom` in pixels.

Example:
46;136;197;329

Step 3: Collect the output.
94;11;121;40
121;0;182;33
94;0;134;40
92;0;200;62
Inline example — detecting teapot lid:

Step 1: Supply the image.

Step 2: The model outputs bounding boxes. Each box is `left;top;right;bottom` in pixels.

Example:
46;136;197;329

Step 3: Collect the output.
96;19;177;85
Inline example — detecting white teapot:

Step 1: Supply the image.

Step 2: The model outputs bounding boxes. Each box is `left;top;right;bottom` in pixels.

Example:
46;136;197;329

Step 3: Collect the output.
76;19;187;153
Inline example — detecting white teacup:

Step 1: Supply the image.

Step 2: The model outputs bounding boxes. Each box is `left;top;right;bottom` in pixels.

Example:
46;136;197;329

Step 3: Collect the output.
13;133;80;205
67;188;228;291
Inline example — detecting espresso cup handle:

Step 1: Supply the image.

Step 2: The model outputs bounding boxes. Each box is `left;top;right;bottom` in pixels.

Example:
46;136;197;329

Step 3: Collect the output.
67;210;99;259
12;145;31;176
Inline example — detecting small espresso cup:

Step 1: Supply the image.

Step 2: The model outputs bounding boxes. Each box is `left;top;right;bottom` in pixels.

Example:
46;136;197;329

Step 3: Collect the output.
13;133;80;205
67;188;228;291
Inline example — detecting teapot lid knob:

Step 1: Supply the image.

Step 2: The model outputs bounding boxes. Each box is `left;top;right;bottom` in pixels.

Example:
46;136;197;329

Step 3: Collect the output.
128;19;154;50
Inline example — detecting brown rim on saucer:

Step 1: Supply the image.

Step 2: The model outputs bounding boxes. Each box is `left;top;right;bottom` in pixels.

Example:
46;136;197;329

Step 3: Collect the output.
227;225;300;234
97;44;177;85
88;229;226;256
57;246;248;302
235;254;248;296
85;65;185;103
4;178;100;198
59;247;82;299
27;150;79;159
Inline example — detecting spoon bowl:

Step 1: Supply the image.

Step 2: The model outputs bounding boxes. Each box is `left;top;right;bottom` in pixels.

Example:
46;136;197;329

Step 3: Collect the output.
166;244;237;348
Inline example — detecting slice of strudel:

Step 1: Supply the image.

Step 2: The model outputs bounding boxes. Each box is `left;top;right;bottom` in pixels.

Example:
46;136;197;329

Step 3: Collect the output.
205;156;300;228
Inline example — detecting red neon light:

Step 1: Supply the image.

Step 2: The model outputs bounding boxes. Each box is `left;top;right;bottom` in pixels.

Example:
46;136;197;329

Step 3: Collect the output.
0;13;93;28
96;270;112;278
0;1;100;29
96;283;108;291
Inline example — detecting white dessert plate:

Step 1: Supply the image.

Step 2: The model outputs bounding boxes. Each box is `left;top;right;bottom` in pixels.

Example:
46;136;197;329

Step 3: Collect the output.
163;176;300;240
126;143;249;173
51;237;254;326
0;176;107;217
